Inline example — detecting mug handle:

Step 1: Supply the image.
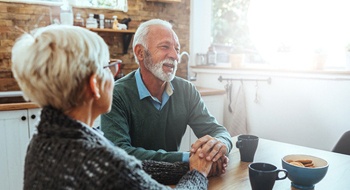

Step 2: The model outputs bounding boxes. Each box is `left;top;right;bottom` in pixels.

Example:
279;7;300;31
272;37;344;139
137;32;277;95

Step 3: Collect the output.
236;140;242;148
276;169;288;180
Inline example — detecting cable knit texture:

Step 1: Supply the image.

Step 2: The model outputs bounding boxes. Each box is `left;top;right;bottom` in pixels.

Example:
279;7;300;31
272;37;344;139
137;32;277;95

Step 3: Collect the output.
23;106;208;189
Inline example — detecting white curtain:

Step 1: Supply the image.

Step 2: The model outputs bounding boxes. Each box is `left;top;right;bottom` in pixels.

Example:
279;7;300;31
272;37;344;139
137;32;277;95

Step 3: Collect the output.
223;81;248;136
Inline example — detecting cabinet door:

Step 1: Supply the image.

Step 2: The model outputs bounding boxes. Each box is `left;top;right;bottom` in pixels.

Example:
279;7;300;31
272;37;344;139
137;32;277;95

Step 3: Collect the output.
0;110;30;190
202;95;224;124
178;126;191;152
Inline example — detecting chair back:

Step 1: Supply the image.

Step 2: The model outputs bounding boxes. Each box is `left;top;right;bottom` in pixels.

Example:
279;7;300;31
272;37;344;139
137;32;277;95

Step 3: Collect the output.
332;131;350;155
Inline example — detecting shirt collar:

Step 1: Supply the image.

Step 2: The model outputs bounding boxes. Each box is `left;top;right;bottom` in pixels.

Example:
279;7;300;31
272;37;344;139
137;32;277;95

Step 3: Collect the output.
135;68;174;100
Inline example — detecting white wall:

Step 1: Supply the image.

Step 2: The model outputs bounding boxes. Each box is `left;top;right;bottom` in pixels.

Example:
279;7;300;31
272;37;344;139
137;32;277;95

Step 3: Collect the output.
192;68;350;151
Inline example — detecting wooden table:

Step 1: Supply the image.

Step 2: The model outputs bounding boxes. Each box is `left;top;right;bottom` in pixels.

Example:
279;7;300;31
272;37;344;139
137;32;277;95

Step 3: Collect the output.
207;136;350;190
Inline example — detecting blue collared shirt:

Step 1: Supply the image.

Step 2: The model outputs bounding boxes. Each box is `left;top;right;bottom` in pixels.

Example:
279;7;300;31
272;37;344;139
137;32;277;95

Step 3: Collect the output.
135;69;173;110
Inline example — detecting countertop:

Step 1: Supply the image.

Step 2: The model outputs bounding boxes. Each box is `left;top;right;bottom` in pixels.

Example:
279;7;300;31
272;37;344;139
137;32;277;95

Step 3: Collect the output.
196;86;225;96
0;87;225;111
0;102;39;111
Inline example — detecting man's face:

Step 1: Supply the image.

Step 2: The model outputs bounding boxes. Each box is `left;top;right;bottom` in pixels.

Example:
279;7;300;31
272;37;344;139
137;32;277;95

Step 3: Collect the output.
143;49;177;82
143;26;180;82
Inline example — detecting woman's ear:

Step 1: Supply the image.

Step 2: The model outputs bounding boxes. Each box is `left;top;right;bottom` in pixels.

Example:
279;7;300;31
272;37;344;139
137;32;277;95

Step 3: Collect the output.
134;44;144;61
89;74;100;99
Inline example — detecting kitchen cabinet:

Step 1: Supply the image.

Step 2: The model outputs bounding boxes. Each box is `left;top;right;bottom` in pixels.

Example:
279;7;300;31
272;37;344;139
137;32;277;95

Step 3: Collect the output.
0;108;40;190
179;89;225;152
0;105;101;190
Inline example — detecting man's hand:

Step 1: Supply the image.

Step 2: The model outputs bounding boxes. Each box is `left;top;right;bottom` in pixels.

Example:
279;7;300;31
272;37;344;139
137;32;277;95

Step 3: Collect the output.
191;135;228;162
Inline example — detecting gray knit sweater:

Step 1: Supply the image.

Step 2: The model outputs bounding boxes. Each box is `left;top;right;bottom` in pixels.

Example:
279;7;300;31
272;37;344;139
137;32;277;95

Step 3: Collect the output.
23;106;208;189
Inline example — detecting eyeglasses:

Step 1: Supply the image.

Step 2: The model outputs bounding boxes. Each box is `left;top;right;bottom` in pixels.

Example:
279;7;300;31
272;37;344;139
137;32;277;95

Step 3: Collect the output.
104;59;122;77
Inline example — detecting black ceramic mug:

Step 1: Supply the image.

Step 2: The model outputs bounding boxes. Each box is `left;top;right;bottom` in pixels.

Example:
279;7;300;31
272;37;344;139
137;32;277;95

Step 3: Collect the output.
249;162;288;190
236;134;259;162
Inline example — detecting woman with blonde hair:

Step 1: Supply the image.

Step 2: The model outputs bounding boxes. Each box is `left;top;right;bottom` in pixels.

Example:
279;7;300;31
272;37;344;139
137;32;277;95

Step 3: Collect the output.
12;25;212;189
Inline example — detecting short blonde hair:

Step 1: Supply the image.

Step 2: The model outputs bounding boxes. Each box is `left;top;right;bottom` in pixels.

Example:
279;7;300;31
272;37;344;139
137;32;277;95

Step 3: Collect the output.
11;25;110;111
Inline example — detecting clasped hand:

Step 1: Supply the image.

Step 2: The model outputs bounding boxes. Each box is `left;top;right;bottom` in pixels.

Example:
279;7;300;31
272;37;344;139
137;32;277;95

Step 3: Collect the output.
190;135;229;177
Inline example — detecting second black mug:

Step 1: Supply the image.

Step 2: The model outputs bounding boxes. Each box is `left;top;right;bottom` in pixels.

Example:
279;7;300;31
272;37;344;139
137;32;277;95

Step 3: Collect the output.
249;162;288;190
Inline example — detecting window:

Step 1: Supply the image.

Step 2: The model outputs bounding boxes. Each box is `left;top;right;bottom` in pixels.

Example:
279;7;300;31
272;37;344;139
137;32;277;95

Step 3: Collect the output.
70;0;127;11
5;0;128;12
212;0;350;71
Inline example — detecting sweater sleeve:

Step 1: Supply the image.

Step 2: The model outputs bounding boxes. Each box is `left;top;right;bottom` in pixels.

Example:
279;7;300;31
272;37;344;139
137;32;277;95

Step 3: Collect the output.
101;84;184;163
187;84;233;154
116;163;208;190
103;147;208;189
142;160;189;185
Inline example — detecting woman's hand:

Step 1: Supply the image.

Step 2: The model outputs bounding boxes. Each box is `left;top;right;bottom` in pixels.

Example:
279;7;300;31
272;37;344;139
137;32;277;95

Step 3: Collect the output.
189;147;213;177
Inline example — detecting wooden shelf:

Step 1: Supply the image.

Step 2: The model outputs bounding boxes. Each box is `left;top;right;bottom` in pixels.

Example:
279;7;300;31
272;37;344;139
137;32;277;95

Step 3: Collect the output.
89;28;135;54
89;28;136;34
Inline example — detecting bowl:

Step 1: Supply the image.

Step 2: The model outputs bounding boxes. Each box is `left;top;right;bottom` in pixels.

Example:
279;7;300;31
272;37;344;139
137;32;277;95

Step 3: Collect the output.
282;154;328;190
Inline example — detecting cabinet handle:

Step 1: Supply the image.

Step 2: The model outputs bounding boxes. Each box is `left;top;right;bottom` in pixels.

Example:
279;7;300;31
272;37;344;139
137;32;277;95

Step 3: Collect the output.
21;116;27;121
31;114;36;119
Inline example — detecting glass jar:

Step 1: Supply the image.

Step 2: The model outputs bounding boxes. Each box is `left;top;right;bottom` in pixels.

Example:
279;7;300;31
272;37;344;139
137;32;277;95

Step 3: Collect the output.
74;13;84;27
86;13;98;28
207;45;217;65
105;19;112;29
99;14;104;29
60;0;73;25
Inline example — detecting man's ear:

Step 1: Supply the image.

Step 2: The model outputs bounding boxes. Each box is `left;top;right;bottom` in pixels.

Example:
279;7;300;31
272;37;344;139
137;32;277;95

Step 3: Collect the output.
89;74;100;99
134;44;144;61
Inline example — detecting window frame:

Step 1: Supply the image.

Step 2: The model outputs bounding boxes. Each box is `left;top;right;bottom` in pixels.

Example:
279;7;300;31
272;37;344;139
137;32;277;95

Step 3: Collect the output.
0;0;128;12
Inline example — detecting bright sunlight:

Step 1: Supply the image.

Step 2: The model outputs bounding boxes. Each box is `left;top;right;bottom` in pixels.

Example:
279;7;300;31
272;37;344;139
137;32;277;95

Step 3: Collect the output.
248;0;350;70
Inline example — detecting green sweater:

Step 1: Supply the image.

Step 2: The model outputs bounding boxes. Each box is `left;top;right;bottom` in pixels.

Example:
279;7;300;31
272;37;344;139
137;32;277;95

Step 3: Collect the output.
101;71;232;163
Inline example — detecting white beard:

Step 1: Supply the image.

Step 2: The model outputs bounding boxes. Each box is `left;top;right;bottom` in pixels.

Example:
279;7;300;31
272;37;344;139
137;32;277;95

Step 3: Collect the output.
144;50;177;82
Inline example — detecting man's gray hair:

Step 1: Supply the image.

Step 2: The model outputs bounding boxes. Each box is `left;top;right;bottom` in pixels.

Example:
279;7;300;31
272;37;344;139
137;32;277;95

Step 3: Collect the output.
132;19;173;64
11;25;110;111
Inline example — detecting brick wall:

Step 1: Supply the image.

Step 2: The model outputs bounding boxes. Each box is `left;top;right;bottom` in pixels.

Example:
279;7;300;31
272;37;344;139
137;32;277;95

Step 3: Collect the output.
0;0;190;91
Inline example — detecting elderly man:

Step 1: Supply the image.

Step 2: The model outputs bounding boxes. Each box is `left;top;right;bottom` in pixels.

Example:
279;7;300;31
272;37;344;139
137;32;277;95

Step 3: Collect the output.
101;19;233;176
